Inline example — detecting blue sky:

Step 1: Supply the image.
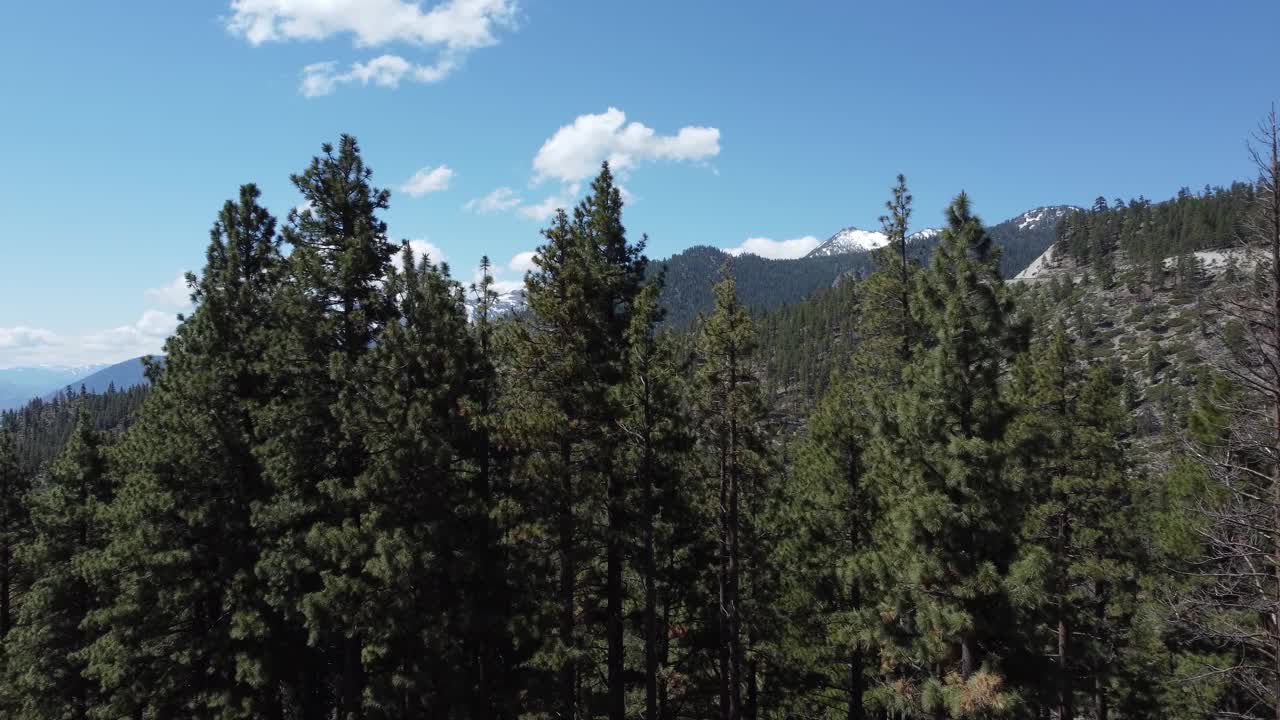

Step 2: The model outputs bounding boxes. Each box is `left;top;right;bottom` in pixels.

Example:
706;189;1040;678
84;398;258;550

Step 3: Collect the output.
0;0;1275;366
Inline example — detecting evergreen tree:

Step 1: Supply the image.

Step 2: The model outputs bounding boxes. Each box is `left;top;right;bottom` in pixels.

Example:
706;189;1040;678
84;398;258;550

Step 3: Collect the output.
875;173;917;364
327;246;483;715
253;135;397;717
0;431;28;641
866;193;1027;718
775;174;922;720
1007;328;1137;720
467;256;518;719
696;267;771;720
8;417;110;719
502;163;647;719
615;273;695;720
80;184;287;718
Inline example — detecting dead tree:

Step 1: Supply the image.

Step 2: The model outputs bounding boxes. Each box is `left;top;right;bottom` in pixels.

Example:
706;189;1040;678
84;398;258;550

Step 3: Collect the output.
1174;109;1280;720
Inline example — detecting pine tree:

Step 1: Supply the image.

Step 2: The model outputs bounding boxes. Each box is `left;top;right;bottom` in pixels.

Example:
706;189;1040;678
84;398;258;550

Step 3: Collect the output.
1007;327;1137;720
8;417;110;719
776;175;921;720
779;371;882;720
502;163;646;719
253;135;397;717
0;431;28;641
875;173;917;365
696;266;771;720
327;245;481;715
616;273;694;720
467;256;518;719
80;184;287;719
866;193;1027;718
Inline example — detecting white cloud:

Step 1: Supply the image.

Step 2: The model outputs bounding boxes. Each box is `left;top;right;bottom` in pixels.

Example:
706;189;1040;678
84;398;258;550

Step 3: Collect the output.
532;107;721;184
400;164;454;197
391;239;447;271
724;235;820;260
472;265;522;295
508;250;537;273
464;186;522;213
0;327;58;350
0;321;169;367
227;0;518;95
135;310;182;338
518;196;565;221
228;0;517;48
144;272;193;310
518;183;579;221
0;267;204;366
300;54;458;97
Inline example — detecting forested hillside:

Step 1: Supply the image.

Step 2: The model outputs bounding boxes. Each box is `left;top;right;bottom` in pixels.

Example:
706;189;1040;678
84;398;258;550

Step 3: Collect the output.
0;384;149;471
655;206;1071;328
2;124;1280;720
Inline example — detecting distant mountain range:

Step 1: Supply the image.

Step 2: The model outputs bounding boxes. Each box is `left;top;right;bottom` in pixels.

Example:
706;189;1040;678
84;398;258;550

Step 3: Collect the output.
655;205;1079;327
0;365;105;410
3;207;1078;381
0;357;156;410
806;227;940;257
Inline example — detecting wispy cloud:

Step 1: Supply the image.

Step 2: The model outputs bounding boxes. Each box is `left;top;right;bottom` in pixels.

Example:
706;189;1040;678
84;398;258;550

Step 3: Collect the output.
464;186;522;213
723;235;819;260
400;165;454;197
144;272;193;310
226;0;519;96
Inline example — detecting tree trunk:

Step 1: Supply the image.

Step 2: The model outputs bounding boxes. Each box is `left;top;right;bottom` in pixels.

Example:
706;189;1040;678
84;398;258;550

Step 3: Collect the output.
559;438;577;720
341;636;363;719
644;427;659;720
1268;115;1280;720
0;542;9;637
1094;579;1108;720
848;452;865;720
719;427;732;720
1058;514;1073;720
607;455;625;720
660;578;672;720
847;652;865;720
961;635;976;679
1094;672;1108;720
1058;617;1072;720
728;347;743;720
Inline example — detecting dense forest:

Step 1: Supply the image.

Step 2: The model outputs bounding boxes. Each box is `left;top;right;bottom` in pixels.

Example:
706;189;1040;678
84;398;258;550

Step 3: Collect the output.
654;206;1066;329
1;119;1280;720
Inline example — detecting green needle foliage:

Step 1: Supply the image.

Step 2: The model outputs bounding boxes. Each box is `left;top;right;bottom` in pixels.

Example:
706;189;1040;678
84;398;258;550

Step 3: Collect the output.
2;132;1275;720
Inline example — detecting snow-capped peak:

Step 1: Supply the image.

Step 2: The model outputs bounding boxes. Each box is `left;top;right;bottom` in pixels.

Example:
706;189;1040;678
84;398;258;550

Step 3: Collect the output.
807;227;888;256
908;227;941;242
805;226;942;258
1011;206;1080;231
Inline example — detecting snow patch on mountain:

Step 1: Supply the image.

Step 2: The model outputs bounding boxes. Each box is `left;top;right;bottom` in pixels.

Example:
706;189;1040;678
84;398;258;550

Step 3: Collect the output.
806;227;887;256
1013;206;1079;231
805;227;941;258
466;287;527;318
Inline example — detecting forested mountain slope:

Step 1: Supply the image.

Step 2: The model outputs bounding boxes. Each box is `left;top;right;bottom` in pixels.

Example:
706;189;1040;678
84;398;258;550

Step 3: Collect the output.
657;205;1072;328
0;383;149;471
4;130;1279;720
750;186;1252;421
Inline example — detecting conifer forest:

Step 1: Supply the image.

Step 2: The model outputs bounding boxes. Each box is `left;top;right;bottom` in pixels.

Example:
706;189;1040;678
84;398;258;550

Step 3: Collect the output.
6;107;1280;720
